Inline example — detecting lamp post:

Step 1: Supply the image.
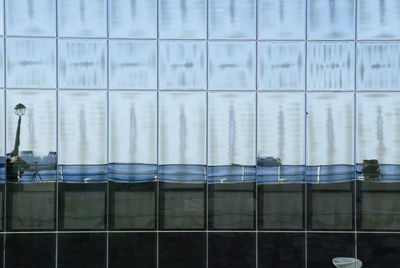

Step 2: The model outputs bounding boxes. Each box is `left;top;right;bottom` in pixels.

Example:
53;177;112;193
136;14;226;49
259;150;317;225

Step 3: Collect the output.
11;103;26;157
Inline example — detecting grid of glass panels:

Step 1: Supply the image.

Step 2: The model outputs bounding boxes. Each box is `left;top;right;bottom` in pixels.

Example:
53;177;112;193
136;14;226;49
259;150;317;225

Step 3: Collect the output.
0;0;400;267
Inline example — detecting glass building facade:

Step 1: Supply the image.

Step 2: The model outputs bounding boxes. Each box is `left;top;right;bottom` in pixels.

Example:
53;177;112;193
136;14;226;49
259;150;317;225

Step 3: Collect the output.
0;0;400;267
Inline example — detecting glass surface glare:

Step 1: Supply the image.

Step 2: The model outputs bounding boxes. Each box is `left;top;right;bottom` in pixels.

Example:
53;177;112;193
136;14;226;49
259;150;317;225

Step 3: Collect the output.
58;39;107;89
159;0;206;39
6;38;56;89
209;0;256;39
307;42;355;91
208;42;256;90
258;0;305;40
258;42;305;90
58;0;107;37
6;0;55;36
109;40;157;90
109;0;157;38
159;41;206;90
308;0;355;40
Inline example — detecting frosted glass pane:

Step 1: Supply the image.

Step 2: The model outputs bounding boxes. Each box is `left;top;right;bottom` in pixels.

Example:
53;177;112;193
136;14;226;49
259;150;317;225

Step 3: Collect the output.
208;42;255;90
6;38;56;88
258;0;305;40
59;39;107;89
6;0;55;36
159;41;206;90
6;90;56;157
59;91;107;165
357;93;400;164
209;0;256;39
258;42;305;90
258;93;305;165
358;0;400;40
0;42;3;87
307;93;354;165
159;92;206;165
109;40;157;90
208;93;255;166
357;42;400;91
109;92;157;164
58;0;107;37
308;0;355;40
307;42;355;91
159;0;206;39
109;0;157;38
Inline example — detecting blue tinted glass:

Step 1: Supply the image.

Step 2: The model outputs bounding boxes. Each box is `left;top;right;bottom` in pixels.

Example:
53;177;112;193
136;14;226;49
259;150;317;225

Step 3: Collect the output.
0;42;3;87
308;0;355;40
307;93;354;166
58;91;107;166
159;0;206;39
109;40;157;90
208;42;256;90
208;92;256;166
357;42;400;91
307;42;355;91
109;0;157;38
209;0;256;39
58;0;107;37
159;92;206;165
258;0;305;40
58;39;107;89
159;41;206;90
6;0;55;36
6;38;56;88
358;0;400;40
258;42;305;90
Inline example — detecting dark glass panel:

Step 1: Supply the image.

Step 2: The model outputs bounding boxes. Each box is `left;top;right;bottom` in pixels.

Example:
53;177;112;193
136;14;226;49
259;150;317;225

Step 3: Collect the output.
358;233;400;267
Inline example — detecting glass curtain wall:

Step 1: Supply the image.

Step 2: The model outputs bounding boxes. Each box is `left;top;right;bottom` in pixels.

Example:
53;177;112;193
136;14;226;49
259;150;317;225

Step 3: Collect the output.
0;0;400;267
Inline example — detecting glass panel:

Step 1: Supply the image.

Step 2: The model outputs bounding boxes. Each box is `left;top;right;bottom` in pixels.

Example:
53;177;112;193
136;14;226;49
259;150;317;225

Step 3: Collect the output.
258;93;304;230
307;93;354;167
208;42;256;90
209;0;256;39
109;40;157;90
357;42;400;91
0;0;3;36
258;42;305;90
358;0;400;40
0;41;3;87
159;0;206;39
307;233;355;268
58;39;107;89
0;91;4;182
358;234;400;267
5;90;56;231
258;233;305;267
307;42;355;91
308;0;355;40
58;0;107;37
159;233;206;268
209;92;255;166
159;41;206;90
159;92;206;166
357;93;400;231
307;93;354;230
109;233;156;268
5;234;55;268
58;233;106;268
109;92;156;166
109;182;156;230
109;0;157;38
6;38;56;89
208;233;256;268
258;0;305;40
6;0;55;36
59;91;106;167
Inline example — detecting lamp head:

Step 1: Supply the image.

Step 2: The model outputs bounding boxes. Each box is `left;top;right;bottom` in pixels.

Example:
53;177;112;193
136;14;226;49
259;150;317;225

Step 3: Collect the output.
14;103;26;117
